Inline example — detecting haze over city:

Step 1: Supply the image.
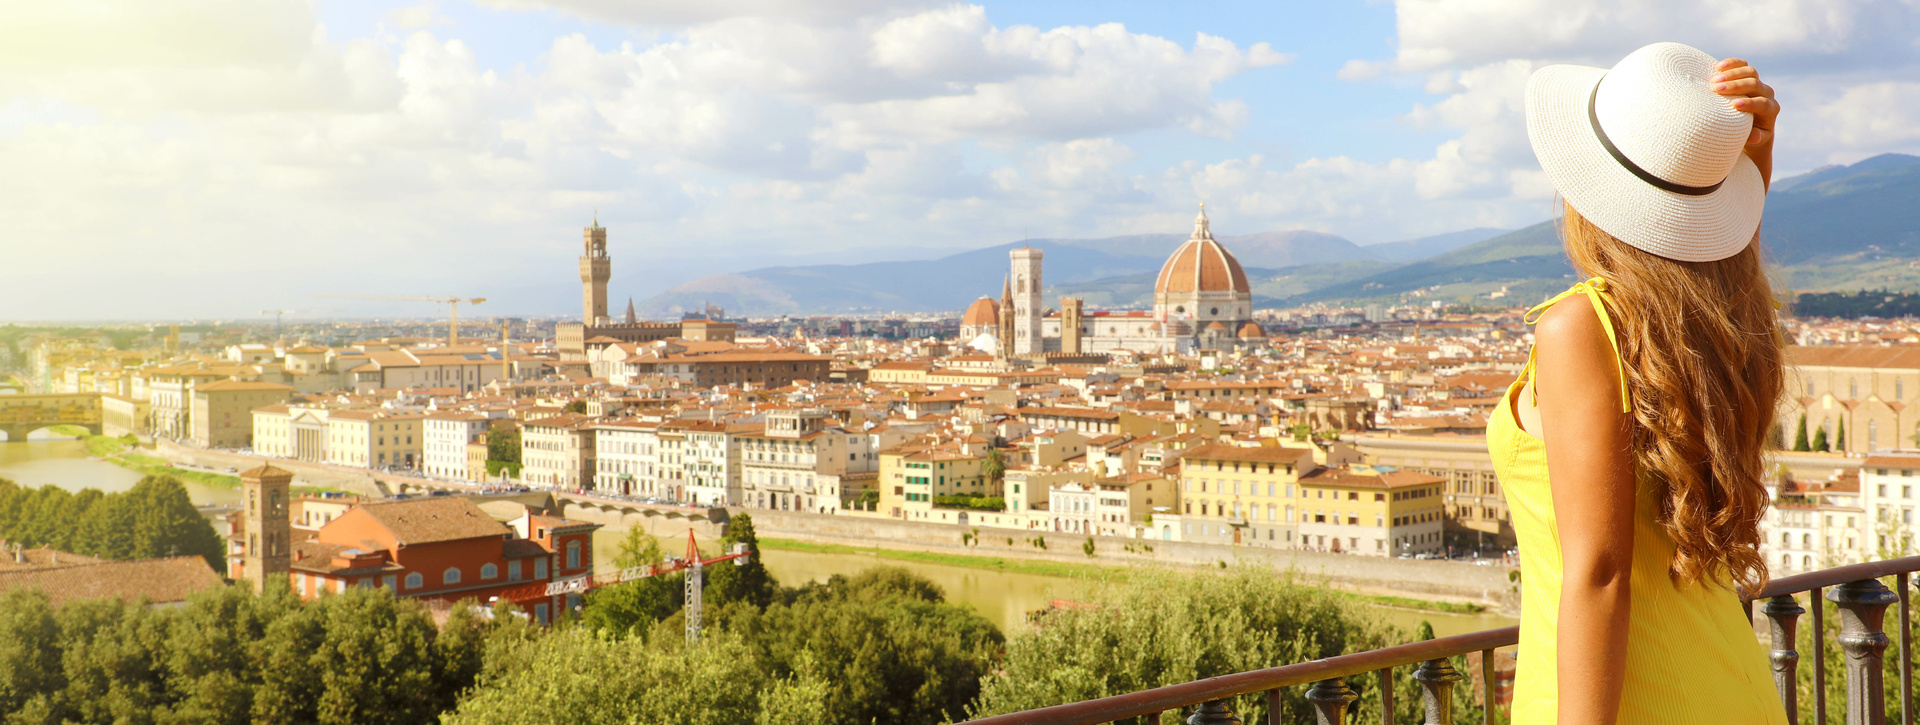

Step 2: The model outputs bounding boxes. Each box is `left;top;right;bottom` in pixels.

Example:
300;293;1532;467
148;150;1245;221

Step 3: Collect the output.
7;0;1920;319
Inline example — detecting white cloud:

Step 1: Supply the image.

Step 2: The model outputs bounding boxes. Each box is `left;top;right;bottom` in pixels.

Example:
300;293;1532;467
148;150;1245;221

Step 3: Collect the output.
385;2;455;29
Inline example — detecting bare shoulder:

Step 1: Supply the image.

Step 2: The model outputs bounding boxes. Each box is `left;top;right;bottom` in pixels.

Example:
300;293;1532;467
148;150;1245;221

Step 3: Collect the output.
1532;295;1613;364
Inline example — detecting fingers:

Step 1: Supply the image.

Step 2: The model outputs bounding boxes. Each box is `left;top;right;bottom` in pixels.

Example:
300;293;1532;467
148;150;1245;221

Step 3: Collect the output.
1717;58;1750;72
1713;77;1771;96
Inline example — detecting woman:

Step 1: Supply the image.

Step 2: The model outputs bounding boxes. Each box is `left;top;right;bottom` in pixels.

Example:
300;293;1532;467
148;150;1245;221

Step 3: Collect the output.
1495;42;1787;724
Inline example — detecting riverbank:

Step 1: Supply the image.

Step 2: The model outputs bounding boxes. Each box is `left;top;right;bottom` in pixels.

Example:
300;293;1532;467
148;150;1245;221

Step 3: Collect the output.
759;536;1486;615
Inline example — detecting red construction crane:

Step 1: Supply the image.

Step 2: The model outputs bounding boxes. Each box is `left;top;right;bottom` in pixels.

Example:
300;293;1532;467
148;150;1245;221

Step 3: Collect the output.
487;531;750;644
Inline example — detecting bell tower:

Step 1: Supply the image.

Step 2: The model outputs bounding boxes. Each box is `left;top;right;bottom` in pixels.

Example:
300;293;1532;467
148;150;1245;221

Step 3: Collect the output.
1010;247;1044;355
581;213;611;325
240;464;291;593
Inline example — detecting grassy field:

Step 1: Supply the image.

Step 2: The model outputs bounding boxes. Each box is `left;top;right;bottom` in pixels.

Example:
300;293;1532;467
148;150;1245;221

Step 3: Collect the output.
63;433;344;496
759;536;1485;614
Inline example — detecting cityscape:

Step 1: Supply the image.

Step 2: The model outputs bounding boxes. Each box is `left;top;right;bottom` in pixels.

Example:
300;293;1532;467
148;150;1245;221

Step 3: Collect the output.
7;1;1920;724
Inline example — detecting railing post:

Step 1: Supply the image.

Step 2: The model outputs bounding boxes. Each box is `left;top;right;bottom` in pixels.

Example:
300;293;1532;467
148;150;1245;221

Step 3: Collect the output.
1828;578;1900;725
1762;593;1806;723
1305;678;1358;725
1413;658;1464;725
1187;699;1241;725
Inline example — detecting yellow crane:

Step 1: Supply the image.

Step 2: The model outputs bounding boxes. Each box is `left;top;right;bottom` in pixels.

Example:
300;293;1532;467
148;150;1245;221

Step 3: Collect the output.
323;295;487;346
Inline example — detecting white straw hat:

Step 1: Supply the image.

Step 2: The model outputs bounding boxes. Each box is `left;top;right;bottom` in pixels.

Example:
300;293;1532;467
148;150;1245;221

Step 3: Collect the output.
1526;42;1765;262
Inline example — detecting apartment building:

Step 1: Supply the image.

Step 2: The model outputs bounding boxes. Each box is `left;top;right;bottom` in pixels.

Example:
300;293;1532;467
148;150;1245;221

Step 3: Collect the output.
326;411;424;470
188;380;293;449
594;420;664;498
736;408;874;514
423;411;495;480
1174;444;1315;547
1353;433;1511;549
521;414;596;490
1295;466;1447;557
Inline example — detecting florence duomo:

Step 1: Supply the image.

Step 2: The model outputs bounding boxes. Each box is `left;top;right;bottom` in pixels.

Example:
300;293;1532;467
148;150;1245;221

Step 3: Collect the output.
960;204;1263;357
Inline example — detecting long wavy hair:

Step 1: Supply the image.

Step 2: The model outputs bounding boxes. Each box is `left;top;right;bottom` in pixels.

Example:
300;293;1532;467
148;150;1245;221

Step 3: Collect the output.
1559;202;1784;593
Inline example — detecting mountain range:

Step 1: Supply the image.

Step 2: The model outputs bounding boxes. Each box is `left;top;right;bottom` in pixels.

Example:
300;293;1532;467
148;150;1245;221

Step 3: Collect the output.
645;153;1920;316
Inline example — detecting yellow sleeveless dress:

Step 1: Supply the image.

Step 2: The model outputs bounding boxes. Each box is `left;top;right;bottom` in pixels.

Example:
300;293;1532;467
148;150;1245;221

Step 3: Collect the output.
1487;278;1786;724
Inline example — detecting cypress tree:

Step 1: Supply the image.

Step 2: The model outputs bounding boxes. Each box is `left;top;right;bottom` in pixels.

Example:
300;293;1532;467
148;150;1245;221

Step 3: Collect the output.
1837;418;1848;452
1813;425;1830;453
1793;414;1811;452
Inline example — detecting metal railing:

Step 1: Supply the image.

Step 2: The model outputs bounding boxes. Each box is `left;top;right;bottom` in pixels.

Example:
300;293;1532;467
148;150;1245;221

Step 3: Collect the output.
961;555;1920;725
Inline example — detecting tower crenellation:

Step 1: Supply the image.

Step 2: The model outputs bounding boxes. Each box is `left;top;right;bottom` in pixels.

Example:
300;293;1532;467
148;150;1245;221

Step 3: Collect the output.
580;215;611;326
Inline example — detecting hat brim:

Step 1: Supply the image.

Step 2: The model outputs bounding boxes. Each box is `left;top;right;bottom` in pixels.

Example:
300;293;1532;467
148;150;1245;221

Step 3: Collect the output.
1526;64;1766;263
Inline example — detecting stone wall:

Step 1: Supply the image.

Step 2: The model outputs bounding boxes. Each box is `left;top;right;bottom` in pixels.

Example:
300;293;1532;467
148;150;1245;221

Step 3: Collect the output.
736;507;1519;612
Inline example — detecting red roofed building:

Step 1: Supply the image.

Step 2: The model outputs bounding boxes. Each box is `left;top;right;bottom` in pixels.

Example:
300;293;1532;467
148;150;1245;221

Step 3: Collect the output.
285;496;598;624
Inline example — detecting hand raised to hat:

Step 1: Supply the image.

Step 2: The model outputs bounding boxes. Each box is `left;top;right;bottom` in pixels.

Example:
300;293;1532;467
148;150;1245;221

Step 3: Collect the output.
1711;58;1777;188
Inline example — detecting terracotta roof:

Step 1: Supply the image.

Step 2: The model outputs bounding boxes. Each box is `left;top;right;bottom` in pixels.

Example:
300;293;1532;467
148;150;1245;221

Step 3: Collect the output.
1298;467;1446;489
0;556;223;607
962;297;1001;327
1180;443;1315;465
0;547;103;571
1789;345;1920;371
195;379;293;392
1155;238;1251;296
354;497;508;545
240;463;294;480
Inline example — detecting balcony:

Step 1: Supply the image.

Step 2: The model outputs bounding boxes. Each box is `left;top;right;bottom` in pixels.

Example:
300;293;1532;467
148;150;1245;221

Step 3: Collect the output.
961;555;1920;725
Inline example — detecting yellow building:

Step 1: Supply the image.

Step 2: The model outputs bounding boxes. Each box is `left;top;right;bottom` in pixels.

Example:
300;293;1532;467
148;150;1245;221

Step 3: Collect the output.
326;411;424;470
189;380;292;449
1175;444;1315;547
879;443;992;522
1295;466;1446;557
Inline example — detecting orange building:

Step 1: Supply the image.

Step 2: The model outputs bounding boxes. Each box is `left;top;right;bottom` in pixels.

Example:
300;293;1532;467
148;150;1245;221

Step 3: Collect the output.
286;497;598;623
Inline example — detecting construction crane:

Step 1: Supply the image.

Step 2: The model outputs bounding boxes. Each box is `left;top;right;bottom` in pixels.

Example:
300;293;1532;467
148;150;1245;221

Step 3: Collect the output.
259;309;336;341
321;295;486;346
484;531;750;643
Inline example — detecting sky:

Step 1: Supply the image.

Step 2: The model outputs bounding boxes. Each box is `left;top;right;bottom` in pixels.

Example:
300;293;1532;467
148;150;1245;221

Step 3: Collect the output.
4;0;1920;320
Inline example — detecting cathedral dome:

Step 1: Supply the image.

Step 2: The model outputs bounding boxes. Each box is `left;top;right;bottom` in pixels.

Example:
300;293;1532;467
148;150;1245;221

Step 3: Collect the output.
961;297;1001;327
1237;321;1265;339
1203;321;1230;333
1154;206;1251;296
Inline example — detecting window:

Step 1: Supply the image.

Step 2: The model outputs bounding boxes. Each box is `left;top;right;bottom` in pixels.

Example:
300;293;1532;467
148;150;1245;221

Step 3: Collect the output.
567;541;582;569
443;567;462;585
535;559;547;579
1851;379;1859;399
481;563;499;580
405;572;423;589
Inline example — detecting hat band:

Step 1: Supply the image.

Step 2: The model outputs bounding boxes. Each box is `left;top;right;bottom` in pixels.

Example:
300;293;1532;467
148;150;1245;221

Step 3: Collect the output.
1587;77;1725;197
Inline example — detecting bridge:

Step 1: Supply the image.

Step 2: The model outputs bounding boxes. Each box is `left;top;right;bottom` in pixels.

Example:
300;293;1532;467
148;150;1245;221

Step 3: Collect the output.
0;393;102;442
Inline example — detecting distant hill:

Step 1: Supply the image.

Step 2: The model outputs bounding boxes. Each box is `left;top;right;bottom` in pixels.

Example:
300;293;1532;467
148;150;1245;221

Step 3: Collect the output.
645;226;1473;315
1361;227;1511;262
1759;153;1920;264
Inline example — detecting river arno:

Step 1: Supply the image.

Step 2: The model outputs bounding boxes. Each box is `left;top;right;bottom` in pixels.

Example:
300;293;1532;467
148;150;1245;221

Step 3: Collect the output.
0;435;242;506
5;439;1516;640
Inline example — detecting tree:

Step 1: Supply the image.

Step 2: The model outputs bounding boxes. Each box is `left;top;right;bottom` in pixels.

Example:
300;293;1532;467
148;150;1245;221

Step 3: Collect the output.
982;449;1006;487
0;475;225;574
1793;414;1811;452
563;401;588;415
126;475;227;574
970;567;1420;725
1836;418;1848;452
485;427;522;478
1812;424;1830;453
706;514;777;611
718;567;1002;725
581;528;681;637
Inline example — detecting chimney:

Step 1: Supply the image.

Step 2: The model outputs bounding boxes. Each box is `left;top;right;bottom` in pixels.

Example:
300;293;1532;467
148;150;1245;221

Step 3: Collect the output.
11;545;22;564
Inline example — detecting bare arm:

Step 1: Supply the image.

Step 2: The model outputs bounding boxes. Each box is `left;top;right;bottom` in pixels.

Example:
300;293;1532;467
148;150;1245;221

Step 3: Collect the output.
1534;299;1637;725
